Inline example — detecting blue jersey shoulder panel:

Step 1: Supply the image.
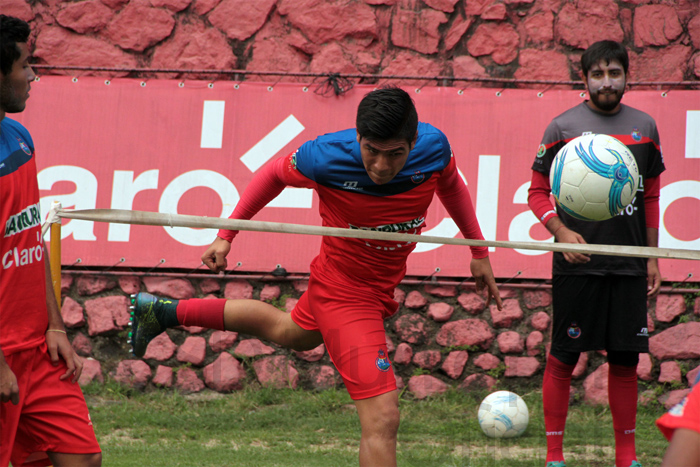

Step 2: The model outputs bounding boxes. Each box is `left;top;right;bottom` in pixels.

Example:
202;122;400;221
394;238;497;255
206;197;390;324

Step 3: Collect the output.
0;118;35;178
293;122;451;197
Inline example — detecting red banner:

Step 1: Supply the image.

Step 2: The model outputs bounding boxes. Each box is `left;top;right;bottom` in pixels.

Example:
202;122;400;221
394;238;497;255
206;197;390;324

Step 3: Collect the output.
15;77;700;281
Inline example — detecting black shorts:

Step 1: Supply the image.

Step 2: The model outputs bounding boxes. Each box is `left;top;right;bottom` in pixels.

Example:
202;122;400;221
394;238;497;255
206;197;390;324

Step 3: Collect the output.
551;275;649;354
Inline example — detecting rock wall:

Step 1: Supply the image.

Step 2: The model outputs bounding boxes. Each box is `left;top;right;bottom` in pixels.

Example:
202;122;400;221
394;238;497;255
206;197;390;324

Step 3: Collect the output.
8;0;699;403
4;0;700;85
63;272;700;406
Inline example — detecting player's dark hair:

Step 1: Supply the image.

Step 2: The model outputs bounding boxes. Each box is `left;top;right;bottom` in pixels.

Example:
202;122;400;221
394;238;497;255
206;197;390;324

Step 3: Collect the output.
356;86;418;144
581;40;629;77
0;15;30;76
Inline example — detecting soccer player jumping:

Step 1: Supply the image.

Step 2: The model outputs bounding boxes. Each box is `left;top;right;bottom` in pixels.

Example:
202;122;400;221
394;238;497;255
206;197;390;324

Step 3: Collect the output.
130;87;502;466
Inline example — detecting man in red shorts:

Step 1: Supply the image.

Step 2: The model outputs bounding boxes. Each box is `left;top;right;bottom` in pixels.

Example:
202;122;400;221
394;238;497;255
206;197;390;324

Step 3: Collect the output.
0;15;102;467
130;87;501;467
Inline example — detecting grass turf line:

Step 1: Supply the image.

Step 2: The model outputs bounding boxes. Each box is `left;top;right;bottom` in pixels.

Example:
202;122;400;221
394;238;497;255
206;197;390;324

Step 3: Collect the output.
84;382;669;467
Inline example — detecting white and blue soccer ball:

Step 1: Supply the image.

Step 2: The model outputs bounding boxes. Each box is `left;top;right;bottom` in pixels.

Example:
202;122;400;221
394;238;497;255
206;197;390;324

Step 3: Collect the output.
478;391;529;439
549;134;639;221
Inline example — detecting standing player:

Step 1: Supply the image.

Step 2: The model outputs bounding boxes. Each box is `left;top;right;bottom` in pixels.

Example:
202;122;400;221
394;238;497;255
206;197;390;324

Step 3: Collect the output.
528;40;665;467
130;87;502;467
0;15;102;467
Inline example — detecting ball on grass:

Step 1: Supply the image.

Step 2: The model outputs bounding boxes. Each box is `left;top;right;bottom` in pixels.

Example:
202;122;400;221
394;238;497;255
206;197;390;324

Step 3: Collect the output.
477;390;529;439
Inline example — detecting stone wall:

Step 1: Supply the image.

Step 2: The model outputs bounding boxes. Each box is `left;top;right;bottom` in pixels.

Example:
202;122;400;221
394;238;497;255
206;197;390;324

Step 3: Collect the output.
4;0;700;85
63;272;700;406
9;0;700;404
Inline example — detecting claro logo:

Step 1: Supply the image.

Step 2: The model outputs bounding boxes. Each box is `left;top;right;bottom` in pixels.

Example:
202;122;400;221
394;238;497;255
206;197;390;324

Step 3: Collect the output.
2;244;43;270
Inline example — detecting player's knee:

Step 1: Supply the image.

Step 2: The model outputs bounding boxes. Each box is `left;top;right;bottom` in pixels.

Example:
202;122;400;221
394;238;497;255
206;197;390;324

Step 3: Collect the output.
286;336;318;351
50;452;102;467
77;452;101;467
377;409;400;439
363;403;400;438
87;452;102;467
276;322;321;351
383;406;400;435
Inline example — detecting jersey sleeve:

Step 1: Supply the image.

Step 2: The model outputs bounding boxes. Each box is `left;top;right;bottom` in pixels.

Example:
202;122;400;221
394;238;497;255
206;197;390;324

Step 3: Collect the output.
217;151;316;242
8;118;34;150
529;117;568;227
531;120;565;175
435;156;488;259
291;138;322;182
646;124;666;179
644;175;660;229
528;170;558;226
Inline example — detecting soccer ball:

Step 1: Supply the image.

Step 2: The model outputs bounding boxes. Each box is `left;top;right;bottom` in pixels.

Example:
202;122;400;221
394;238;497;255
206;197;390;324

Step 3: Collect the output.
549;133;639;221
478;391;529;438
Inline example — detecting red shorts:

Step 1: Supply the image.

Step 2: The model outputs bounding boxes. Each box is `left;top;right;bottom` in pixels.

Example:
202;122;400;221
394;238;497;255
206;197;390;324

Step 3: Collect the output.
292;271;399;400
1;343;101;467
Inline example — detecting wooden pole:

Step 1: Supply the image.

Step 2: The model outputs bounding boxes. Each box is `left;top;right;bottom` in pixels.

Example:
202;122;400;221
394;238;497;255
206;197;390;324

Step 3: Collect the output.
56;208;700;261
50;221;62;304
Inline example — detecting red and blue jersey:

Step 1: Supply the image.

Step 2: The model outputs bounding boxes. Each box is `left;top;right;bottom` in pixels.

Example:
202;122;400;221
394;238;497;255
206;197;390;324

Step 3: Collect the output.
0;117;48;355
219;122;486;292
293;123;452;196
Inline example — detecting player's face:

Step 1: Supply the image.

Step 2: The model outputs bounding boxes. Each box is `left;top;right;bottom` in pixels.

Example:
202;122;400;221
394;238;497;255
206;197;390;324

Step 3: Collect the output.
357;136;414;185
0;43;35;116
583;59;626;114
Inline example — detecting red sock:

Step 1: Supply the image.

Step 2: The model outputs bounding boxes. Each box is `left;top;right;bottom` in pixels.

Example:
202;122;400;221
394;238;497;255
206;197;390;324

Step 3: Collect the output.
176;299;227;330
609;363;638;467
543;354;576;464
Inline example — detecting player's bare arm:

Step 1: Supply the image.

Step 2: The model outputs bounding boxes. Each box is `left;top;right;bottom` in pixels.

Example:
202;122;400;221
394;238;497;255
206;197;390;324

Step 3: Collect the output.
646;227;662;297
43;246;83;382
647;258;661;297
545;217;590;264
202;236;232;273
661;428;700;467
528;170;589;264
201;157;295;274
433;155;501;309
0;349;20;405
470;257;502;310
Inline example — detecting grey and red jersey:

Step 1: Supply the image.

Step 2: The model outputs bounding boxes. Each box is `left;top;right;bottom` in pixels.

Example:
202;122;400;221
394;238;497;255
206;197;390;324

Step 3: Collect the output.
531;102;665;276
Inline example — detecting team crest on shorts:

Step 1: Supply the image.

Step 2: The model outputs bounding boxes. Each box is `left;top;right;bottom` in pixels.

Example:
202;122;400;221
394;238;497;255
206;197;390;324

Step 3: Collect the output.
631;127;642;142
17;138;31;155
375;350;391;372
567;322;581;339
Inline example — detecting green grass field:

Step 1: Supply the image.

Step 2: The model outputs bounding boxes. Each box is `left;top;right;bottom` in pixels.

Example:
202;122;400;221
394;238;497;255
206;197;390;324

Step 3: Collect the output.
84;382;669;466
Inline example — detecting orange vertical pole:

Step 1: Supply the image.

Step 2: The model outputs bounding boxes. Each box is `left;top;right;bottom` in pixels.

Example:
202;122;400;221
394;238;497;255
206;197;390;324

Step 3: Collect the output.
50;221;61;305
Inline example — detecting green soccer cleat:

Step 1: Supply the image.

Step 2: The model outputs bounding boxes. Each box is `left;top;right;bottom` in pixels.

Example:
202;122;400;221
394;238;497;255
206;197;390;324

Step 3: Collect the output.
627;462;642;467
546;462;566;467
129;293;179;358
